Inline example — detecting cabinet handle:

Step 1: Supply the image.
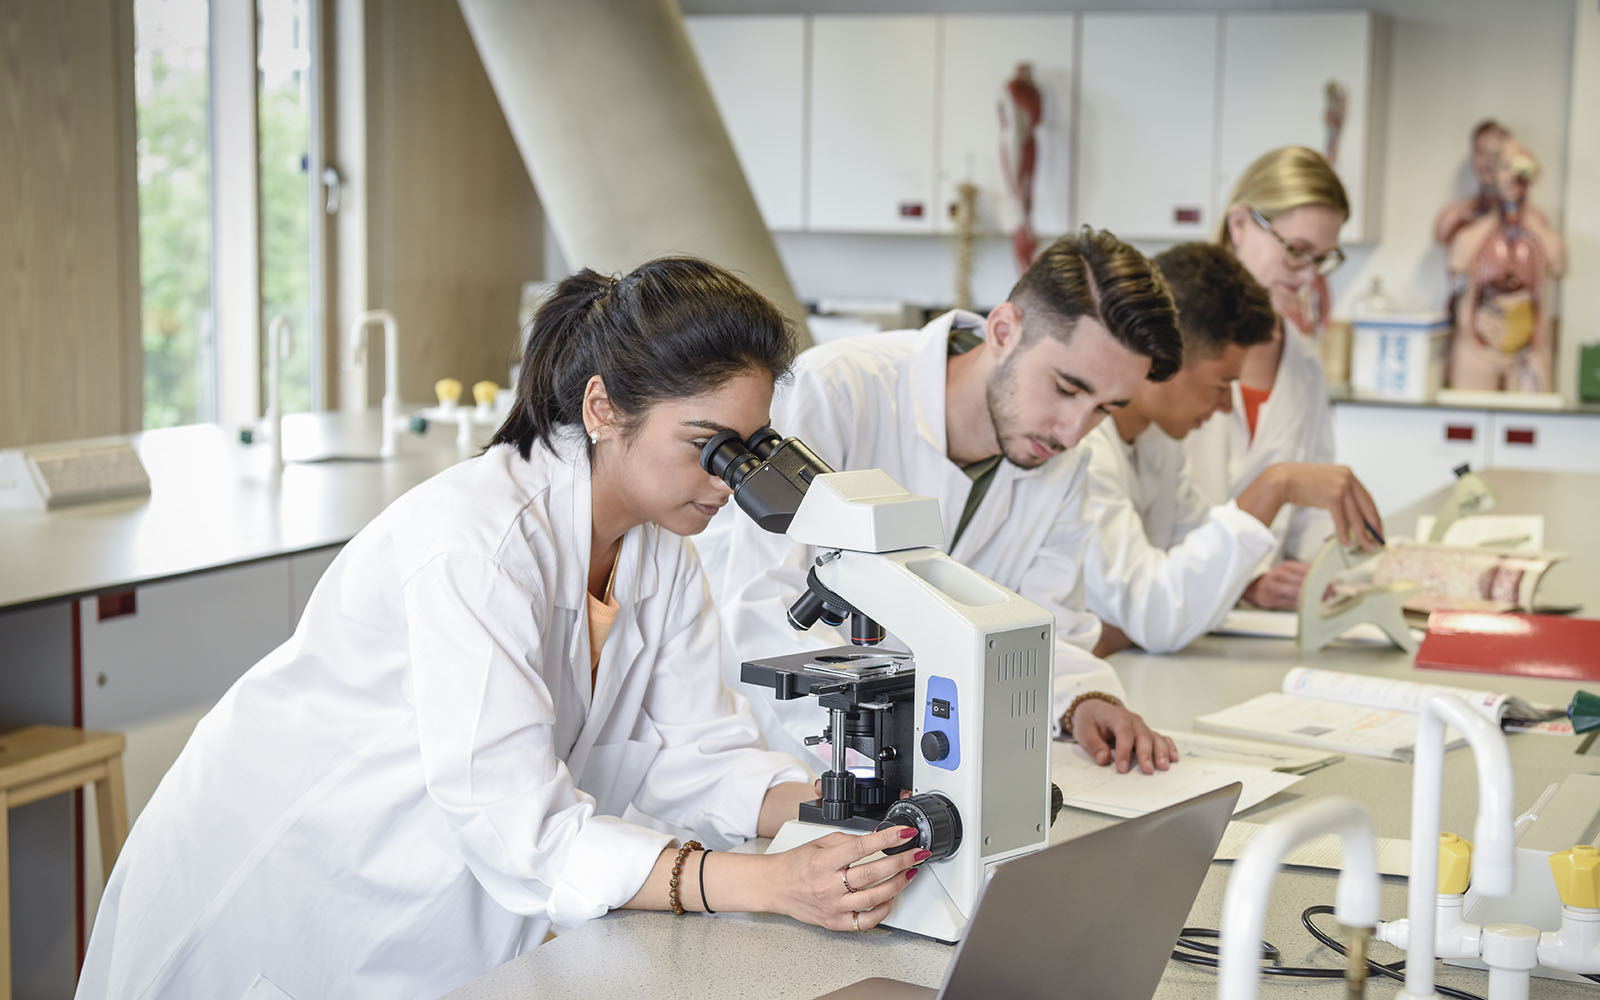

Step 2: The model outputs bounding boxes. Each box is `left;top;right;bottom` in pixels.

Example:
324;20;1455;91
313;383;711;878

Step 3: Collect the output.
1173;206;1202;224
97;589;137;621
1504;427;1536;446
898;202;925;218
1444;424;1476;442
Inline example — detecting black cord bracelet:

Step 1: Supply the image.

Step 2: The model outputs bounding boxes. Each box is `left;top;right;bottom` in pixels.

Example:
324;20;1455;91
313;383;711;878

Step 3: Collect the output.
699;849;715;914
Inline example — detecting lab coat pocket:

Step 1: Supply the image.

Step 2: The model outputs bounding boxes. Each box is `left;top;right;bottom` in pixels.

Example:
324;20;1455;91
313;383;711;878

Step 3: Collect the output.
578;735;661;819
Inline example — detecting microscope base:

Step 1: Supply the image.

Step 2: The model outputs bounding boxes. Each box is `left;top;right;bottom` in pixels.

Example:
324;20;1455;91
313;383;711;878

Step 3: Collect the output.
767;819;970;944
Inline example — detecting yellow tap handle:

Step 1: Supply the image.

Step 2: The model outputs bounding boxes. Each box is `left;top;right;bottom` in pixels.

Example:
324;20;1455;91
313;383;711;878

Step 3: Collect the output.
472;380;500;408
434;378;463;407
1438;833;1473;895
1548;845;1600;909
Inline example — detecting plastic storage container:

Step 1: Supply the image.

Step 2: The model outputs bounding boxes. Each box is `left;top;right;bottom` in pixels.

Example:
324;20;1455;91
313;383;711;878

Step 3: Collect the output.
1349;312;1450;402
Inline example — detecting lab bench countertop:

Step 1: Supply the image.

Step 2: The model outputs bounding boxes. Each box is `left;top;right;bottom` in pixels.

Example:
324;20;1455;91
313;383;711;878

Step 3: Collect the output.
0;411;478;611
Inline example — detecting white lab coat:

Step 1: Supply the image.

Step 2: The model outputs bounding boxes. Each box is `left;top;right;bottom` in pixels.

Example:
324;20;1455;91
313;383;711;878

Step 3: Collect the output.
76;433;806;1000
1183;326;1336;564
694;311;1122;766
1080;421;1277;653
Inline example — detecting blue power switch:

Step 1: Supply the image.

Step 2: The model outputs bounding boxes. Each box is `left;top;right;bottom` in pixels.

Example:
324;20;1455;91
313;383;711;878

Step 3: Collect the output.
921;676;960;772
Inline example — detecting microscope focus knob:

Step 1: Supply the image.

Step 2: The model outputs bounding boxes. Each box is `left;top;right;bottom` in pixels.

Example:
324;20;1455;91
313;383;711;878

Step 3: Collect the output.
920;731;950;762
1547;845;1600;909
878;793;961;862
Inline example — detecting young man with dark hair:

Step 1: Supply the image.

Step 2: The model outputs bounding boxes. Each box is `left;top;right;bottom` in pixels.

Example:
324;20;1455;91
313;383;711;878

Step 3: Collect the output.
1081;243;1383;657
697;228;1185;776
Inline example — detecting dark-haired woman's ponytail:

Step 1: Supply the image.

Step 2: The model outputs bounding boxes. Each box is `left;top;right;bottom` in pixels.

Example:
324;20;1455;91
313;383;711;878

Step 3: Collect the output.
492;269;615;459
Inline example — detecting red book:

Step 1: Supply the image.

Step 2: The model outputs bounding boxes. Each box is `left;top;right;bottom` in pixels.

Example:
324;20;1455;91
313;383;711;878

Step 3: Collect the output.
1415;611;1600;682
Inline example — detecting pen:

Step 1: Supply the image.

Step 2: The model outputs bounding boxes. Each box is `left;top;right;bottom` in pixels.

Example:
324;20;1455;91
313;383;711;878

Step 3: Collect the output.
1363;519;1386;547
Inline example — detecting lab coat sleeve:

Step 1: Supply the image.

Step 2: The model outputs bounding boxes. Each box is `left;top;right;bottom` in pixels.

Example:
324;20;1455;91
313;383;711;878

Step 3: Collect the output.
1009;455;1125;730
1284;386;1338;562
404;552;673;929
1081;446;1277;654
633;549;810;848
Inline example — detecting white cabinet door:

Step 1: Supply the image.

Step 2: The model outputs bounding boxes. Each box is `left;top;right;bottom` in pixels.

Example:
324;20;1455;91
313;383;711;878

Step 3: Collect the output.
1216;12;1380;242
1333;403;1491;516
1077;14;1219;241
808;15;939;233
685;15;807;231
935;14;1076;239
1486;412;1600;474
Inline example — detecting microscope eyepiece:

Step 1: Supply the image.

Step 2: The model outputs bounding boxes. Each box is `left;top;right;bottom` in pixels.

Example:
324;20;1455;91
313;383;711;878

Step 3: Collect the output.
745;426;782;459
700;429;761;491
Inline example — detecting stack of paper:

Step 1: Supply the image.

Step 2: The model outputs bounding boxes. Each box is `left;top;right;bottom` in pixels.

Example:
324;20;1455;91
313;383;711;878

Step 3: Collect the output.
1052;731;1328;819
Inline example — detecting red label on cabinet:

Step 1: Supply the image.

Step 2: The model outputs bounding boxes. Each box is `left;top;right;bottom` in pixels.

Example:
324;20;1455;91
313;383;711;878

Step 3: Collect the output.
899;202;925;218
1445;424;1476;442
1504;427;1536;446
97;589;137;621
1173;207;1202;224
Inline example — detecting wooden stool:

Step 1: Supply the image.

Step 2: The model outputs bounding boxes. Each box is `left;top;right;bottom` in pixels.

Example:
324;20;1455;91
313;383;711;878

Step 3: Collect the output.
0;726;128;1000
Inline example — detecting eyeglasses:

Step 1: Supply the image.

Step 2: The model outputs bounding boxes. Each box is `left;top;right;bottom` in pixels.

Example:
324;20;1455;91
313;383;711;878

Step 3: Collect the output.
1249;207;1345;277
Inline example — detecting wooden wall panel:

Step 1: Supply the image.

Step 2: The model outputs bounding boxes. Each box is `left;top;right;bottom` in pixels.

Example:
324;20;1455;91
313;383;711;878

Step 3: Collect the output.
338;0;542;410
0;0;141;448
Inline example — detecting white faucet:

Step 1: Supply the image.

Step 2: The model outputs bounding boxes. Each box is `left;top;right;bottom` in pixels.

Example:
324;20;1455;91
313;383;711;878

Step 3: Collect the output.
265;316;291;477
1394;693;1516;999
1218;797;1382;999
349;309;401;458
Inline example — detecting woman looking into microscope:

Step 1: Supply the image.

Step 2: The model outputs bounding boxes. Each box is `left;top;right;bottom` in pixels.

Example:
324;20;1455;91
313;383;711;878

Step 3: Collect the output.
77;258;922;1000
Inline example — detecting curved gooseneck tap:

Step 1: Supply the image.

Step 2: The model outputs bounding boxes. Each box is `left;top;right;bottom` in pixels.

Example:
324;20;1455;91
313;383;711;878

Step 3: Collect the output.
1402;693;1516;999
265;316;291;477
349;309;400;458
1219;797;1381;999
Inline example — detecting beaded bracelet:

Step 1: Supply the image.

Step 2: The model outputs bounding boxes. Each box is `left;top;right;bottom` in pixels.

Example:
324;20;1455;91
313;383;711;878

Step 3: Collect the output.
668;840;704;915
1061;691;1123;740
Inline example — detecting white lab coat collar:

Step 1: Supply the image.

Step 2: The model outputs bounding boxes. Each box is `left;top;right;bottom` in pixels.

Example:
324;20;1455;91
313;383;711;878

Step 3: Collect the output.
535;429;660;745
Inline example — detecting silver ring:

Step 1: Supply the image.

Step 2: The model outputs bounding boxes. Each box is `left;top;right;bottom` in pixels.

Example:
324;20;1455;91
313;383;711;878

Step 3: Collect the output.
852;911;861;932
841;869;857;893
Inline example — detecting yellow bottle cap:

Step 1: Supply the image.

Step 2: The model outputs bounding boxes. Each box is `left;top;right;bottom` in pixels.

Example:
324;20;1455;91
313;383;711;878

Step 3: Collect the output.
472;380;499;407
1548;845;1600;909
1438;833;1473;895
434;377;463;406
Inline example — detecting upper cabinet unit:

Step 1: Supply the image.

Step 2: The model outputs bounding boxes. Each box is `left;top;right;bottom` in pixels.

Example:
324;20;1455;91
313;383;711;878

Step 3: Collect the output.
807;16;940;233
1216;12;1384;243
685;16;808;231
935;15;1076;239
1076;14;1221;241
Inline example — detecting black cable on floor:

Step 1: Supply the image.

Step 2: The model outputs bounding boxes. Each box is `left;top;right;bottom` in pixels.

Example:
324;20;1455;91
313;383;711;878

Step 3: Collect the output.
1168;905;1486;1000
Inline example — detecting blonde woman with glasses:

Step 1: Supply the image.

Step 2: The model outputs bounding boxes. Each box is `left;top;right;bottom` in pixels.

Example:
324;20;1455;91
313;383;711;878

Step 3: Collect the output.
1183;145;1378;610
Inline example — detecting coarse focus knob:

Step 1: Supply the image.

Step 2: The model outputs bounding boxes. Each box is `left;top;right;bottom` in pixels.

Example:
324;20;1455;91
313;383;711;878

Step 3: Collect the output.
1438;833;1473;895
1548;845;1600;909
878;793;962;862
920;730;950;762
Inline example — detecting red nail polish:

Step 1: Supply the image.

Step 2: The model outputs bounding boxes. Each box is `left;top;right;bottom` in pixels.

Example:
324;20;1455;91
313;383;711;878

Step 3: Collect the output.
898;827;917;839
914;849;932;862
905;868;919;881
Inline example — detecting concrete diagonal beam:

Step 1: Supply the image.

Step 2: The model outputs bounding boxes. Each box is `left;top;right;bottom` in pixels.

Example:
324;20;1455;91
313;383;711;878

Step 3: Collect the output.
457;0;811;346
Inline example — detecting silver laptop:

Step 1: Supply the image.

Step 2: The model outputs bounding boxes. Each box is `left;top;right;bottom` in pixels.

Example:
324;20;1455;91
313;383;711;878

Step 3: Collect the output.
817;782;1242;1000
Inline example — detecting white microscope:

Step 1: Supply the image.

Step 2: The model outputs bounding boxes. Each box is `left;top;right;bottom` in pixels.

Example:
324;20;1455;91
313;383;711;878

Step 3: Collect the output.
700;427;1056;944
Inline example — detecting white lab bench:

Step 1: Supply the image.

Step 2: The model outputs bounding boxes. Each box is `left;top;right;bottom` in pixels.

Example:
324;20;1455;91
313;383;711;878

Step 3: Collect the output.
0;412;478;998
444;469;1600;1000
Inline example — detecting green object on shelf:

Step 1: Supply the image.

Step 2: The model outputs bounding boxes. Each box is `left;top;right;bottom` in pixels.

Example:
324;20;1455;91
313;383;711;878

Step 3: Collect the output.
1580;344;1600;402
1571;689;1600;734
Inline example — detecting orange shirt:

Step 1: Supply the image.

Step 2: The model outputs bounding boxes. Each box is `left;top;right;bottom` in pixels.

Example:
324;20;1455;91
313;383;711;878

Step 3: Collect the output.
586;591;619;692
1239;384;1271;441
